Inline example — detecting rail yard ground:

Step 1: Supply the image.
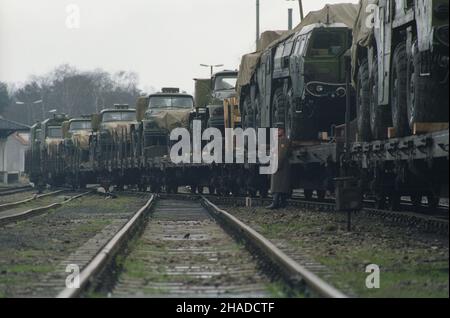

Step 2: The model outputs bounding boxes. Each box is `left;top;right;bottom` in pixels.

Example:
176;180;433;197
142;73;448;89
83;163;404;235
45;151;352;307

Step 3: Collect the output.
218;203;448;298
0;193;150;297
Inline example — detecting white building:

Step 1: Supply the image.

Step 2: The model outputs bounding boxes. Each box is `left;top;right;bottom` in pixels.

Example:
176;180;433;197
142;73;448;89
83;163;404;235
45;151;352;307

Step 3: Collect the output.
0;117;30;184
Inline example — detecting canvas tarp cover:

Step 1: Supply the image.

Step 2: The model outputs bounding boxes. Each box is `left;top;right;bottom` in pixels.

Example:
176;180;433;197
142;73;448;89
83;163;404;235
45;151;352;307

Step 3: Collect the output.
72;131;91;150
351;0;378;80
236;31;287;94
149;110;191;131
236;3;359;92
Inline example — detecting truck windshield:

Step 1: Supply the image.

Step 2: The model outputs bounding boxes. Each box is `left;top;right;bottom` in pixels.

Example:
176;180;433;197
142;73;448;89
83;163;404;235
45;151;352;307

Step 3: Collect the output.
102;111;136;122
214;76;237;91
308;30;346;57
47;127;62;138
149;96;193;109
70;121;92;131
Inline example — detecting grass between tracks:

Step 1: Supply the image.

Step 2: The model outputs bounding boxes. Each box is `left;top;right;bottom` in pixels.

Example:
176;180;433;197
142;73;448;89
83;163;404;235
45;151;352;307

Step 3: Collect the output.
0;195;145;297
223;206;449;298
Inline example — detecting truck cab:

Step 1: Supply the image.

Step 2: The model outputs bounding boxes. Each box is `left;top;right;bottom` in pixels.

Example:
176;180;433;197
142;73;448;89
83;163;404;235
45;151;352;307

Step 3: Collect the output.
64;116;93;159
98;105;137;149
260;22;353;141
207;70;238;132
41;114;69;147
141;88;194;155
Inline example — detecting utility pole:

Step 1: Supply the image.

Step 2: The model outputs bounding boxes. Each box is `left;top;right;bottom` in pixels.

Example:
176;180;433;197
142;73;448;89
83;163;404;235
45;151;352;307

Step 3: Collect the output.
288;8;293;30
298;0;304;20
286;0;304;21
200;64;224;77
256;0;260;48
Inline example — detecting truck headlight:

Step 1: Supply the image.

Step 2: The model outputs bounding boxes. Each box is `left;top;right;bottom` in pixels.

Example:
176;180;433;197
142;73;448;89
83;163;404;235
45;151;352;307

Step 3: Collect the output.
316;85;324;93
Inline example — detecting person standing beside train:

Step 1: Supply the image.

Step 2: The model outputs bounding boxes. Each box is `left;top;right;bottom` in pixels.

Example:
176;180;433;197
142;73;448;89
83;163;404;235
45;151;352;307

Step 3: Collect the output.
267;123;291;210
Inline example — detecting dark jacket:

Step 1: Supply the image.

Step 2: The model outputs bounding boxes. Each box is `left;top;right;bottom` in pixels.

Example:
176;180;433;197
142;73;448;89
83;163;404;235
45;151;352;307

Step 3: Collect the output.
270;136;291;194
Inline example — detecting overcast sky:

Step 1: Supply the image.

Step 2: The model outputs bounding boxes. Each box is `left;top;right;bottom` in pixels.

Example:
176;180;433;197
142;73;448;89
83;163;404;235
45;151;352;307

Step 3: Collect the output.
0;0;358;94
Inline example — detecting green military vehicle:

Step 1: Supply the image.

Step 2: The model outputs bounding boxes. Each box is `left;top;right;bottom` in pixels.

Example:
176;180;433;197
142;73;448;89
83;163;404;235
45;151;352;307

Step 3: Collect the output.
97;104;137;147
139;88;194;155
238;4;358;141
206;70;238;133
27;114;68;187
62;116;94;188
353;0;449;140
136;88;196;193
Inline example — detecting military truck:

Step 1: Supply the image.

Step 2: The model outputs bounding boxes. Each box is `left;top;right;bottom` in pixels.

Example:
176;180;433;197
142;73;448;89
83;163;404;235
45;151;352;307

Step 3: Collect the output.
238;4;358;142
62;116;94;188
38;114;69;186
353;0;449;140
139;88;194;154
136;88;196;193
96;104;137;148
205;70;238;133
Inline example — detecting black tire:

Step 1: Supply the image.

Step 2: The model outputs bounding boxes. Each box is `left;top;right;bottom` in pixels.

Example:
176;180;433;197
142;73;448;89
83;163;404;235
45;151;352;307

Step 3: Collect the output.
272;88;287;126
242;96;255;130
407;42;449;129
369;57;387;140
391;43;410;137
375;193;386;210
356;59;371;141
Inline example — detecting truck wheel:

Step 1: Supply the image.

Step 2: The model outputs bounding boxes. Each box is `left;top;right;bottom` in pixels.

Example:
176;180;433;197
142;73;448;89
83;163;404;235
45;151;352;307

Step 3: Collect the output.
272;88;286;126
356;59;371;141
391;43;410;137
407;42;448;129
369;57;387;140
242;96;255;129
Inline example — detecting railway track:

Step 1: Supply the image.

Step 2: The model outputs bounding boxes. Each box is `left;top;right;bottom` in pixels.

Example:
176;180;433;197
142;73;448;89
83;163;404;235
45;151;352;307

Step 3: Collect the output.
0;185;33;197
57;195;346;298
143;192;448;236
0;190;92;225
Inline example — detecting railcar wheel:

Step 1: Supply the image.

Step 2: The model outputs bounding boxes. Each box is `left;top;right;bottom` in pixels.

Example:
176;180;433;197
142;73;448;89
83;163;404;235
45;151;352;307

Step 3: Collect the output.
411;194;422;212
427;194;439;212
356;59;371;141
304;189;313;201
391;43;409;137
389;192;401;211
375;193;386;210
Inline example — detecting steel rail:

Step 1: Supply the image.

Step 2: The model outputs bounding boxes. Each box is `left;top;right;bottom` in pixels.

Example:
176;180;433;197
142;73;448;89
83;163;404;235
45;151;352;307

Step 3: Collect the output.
0;190;66;212
0;185;33;197
201;196;347;298
57;195;155;298
0;191;91;226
